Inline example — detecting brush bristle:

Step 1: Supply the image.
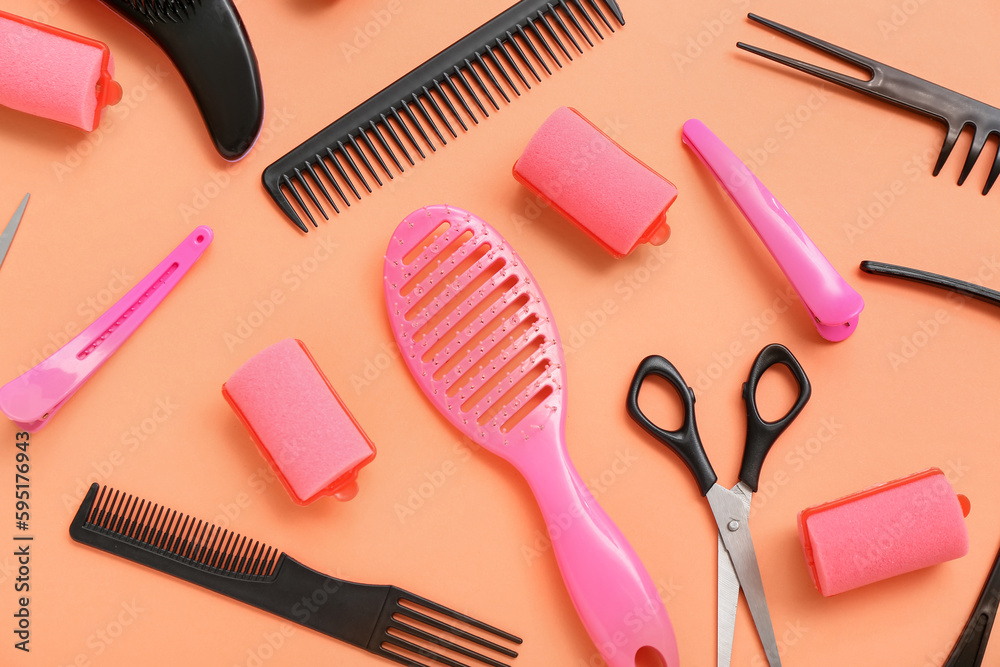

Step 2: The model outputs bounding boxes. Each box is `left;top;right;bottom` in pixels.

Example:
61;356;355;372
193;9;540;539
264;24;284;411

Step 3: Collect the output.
113;0;200;21
385;206;566;445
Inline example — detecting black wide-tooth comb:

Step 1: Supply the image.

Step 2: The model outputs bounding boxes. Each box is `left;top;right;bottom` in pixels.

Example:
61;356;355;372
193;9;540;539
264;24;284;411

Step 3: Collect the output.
97;0;264;160
262;0;625;232
70;484;522;667
739;14;1000;195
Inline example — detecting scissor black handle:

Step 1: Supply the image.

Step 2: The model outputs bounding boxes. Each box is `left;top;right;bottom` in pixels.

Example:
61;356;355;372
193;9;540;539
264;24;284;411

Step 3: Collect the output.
739;344;812;492
627;355;717;496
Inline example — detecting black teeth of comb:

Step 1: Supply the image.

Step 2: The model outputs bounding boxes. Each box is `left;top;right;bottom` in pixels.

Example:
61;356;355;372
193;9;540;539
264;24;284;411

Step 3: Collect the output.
495;37;530;89
536;11;570;61
262;0;625;233
71;484;279;580
517;25;550;75
984;150;1000;195
478;49;520;103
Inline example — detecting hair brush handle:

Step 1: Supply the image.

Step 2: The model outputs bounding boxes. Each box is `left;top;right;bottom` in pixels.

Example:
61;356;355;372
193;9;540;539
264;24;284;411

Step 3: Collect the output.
516;440;679;667
96;0;263;160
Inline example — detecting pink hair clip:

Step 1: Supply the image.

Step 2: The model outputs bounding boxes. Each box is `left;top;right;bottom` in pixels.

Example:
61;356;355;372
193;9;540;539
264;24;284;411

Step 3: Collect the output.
0;226;213;431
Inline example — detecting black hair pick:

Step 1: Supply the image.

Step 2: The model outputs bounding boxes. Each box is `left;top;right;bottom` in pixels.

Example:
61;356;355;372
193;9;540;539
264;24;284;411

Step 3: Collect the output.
740;14;1000;196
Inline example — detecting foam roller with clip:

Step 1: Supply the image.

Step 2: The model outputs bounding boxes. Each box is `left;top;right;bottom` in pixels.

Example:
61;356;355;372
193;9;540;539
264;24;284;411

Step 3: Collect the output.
0;10;122;131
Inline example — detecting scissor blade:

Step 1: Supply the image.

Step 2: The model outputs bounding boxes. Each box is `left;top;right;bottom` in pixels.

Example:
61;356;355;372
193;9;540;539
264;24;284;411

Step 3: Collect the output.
718;483;754;667
718;535;740;667
707;484;782;667
0;194;29;270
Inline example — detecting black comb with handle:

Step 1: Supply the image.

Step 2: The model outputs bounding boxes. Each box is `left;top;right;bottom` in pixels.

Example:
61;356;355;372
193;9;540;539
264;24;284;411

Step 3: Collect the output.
262;0;625;232
97;0;264;161
70;484;522;667
739;14;1000;195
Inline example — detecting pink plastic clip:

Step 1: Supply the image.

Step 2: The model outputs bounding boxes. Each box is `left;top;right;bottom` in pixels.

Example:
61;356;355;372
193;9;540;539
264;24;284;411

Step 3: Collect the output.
0;226;213;431
682;119;864;341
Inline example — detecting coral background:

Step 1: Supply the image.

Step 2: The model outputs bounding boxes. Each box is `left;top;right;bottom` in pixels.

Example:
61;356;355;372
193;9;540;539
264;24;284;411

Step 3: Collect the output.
1;0;998;665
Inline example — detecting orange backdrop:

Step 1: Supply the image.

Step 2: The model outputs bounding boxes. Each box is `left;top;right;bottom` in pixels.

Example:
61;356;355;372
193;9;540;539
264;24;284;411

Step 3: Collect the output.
1;0;999;665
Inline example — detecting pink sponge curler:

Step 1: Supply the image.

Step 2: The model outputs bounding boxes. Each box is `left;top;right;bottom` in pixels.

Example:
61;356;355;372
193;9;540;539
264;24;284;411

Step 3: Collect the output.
798;468;971;596
512;106;678;258
223;339;376;505
0;10;122;131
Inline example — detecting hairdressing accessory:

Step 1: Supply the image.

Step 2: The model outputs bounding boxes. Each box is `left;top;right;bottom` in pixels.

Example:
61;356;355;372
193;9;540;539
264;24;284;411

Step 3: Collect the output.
264;0;625;232
512;106;677;257
739;14;1000;194
0;226;213;431
0;194;29;271
223;338;377;504
96;0;263;160
682;118;864;342
944;548;1000;667
0;10;121;131
861;260;1000;307
384;205;678;667
71;484;521;667
798;468;969;596
627;344;811;666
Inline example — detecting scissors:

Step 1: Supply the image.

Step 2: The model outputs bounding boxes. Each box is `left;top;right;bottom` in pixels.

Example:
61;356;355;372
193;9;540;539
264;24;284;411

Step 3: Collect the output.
627;343;811;667
1;194;29;271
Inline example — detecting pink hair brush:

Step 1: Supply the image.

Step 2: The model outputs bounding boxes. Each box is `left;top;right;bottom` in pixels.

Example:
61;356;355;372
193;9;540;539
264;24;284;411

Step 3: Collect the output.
383;205;678;667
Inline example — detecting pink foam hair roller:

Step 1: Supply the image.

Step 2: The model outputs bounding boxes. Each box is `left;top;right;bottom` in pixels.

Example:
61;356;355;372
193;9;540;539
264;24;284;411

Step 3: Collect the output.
384;205;678;667
0;227;213;431
0;10;122;131
223;338;377;505
682;119;864;342
799;468;970;597
513;106;678;258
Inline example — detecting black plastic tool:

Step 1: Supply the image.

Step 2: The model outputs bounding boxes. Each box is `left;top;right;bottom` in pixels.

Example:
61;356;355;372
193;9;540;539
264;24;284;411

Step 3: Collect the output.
626;344;810;667
739;14;1000;195
70;484;522;667
861;260;1000;666
626;343;811;496
943;548;1000;667
97;0;264;161
262;0;625;232
860;260;1000;308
